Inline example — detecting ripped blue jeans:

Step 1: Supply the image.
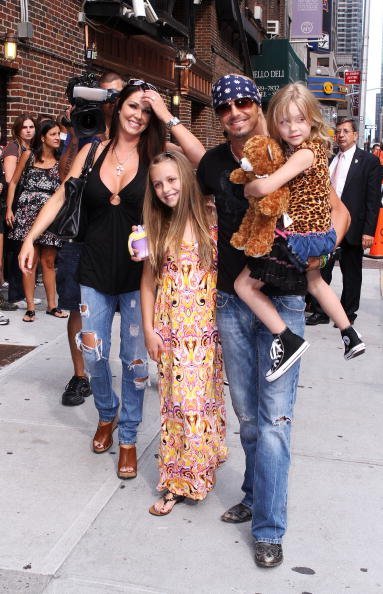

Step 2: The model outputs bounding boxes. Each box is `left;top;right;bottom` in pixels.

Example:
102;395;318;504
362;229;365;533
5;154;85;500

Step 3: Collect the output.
78;285;148;445
216;291;305;544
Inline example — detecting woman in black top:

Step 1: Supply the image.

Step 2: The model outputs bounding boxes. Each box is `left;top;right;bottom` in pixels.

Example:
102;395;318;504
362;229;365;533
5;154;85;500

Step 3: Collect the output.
19;80;205;479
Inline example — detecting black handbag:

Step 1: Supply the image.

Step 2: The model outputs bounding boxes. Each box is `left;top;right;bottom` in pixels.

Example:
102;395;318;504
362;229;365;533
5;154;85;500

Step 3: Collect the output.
48;140;100;241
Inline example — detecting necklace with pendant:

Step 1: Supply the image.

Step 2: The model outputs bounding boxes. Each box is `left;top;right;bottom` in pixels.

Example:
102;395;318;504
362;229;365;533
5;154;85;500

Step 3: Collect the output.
113;144;138;176
229;143;241;163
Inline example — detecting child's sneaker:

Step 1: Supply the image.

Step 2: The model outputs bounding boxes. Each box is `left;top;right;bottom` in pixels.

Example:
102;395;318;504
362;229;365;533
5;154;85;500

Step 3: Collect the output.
341;326;365;360
266;328;310;382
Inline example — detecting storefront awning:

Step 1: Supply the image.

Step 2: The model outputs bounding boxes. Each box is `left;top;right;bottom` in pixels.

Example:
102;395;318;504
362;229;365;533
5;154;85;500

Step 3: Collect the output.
251;39;307;103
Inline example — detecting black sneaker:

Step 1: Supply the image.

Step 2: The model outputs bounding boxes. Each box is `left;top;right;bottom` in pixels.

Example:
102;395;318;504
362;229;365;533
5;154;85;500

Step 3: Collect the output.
341;326;365;360
61;376;92;406
255;542;283;568
266;328;309;383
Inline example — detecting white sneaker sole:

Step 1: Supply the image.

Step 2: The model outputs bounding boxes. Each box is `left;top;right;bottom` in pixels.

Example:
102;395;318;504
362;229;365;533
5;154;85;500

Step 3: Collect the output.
266;340;310;383
344;342;365;360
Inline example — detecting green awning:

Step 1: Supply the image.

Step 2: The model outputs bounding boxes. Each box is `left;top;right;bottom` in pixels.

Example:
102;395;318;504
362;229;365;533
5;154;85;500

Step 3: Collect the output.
251;39;307;103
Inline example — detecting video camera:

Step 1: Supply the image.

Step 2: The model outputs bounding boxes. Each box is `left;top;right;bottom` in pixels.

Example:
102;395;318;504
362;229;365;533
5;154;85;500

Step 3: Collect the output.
65;73;120;138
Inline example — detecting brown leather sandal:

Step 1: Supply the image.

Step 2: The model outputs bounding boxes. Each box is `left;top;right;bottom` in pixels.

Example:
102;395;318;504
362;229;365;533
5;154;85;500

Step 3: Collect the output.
117;445;137;479
92;416;118;454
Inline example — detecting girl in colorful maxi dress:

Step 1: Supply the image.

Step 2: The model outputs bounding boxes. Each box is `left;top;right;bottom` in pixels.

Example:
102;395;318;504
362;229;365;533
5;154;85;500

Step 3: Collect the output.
141;151;227;516
233;83;365;383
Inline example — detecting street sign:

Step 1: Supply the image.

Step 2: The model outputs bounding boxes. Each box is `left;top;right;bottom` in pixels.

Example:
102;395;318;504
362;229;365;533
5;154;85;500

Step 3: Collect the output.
344;71;361;85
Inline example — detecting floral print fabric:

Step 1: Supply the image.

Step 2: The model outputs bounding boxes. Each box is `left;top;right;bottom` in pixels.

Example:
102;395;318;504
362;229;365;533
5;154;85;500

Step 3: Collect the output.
154;228;227;500
9;157;61;247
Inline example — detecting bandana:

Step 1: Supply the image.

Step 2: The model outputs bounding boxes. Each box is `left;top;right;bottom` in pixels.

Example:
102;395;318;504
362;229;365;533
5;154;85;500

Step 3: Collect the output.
212;74;262;110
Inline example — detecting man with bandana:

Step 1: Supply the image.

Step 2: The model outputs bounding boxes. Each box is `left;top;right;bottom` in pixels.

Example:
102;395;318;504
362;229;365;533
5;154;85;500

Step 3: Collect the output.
197;74;350;568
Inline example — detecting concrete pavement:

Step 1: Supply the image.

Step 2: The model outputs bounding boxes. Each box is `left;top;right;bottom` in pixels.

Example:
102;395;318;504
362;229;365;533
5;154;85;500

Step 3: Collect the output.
0;265;382;594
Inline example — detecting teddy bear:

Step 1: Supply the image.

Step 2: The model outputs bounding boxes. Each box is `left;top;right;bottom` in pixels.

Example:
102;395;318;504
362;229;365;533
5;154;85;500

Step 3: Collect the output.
230;135;290;257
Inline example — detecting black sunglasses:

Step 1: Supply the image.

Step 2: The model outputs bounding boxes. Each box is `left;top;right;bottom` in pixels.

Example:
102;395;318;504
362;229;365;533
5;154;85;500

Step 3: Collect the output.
215;97;257;116
127;78;158;92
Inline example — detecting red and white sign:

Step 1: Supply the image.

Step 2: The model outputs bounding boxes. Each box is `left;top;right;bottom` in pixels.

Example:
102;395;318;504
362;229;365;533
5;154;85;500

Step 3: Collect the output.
344;71;361;85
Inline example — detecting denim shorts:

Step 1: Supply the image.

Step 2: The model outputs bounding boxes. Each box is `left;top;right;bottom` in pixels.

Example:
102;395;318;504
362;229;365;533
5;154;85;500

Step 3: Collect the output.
56;241;82;311
286;228;337;269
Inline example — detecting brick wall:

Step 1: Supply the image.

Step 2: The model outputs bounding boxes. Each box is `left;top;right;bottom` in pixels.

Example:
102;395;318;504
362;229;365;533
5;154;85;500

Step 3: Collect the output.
1;0;261;150
194;1;246;149
1;0;86;142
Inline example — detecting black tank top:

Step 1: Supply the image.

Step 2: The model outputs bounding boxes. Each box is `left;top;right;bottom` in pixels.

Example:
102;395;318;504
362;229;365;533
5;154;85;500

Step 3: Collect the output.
78;144;146;295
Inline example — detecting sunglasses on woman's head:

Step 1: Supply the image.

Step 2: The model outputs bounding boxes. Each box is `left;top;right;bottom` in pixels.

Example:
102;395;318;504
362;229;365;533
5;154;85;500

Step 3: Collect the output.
215;97;258;116
127;78;158;92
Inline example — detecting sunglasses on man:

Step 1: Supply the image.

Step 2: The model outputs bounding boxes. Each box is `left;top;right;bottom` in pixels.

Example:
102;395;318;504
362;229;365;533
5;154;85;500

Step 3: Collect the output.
215;97;259;116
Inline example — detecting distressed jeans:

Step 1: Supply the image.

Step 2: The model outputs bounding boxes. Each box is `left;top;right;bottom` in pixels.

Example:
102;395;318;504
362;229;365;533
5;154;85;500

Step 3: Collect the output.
216;290;305;544
78;285;148;444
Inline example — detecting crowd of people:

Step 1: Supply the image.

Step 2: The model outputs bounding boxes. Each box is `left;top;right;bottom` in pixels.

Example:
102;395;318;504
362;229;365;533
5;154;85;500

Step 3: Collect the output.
1;70;381;569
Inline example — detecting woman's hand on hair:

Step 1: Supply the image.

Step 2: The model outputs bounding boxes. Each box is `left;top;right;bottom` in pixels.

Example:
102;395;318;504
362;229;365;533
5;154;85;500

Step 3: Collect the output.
142;90;172;123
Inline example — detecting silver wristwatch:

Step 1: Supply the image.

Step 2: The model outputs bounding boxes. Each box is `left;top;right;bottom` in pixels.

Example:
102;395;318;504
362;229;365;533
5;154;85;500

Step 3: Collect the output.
166;116;181;130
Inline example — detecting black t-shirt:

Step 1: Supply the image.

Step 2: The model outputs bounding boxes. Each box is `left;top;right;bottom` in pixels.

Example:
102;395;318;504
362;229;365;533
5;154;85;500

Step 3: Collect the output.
197;142;249;294
197;142;305;297
78;145;145;295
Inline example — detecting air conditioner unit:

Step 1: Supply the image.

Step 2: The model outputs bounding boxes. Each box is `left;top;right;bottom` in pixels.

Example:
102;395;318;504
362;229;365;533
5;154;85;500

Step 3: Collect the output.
253;6;262;21
266;20;280;36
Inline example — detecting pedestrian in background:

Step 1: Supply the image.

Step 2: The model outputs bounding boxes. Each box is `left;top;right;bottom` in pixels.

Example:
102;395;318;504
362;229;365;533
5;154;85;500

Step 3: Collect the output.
306;117;381;327
1;114;37;309
6;119;66;322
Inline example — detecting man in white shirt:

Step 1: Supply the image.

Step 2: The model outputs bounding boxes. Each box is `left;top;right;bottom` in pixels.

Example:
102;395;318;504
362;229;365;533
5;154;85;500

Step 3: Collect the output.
306;117;381;325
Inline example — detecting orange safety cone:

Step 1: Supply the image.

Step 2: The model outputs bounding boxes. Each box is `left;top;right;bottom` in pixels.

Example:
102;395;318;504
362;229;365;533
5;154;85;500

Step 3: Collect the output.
367;207;383;259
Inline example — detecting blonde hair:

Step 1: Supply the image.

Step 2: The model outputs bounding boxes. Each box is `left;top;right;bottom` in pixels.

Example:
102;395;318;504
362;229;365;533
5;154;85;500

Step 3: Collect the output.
266;82;331;153
143;151;215;282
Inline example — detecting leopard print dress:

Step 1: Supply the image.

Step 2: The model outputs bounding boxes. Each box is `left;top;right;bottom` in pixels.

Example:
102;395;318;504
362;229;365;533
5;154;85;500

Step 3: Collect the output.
284;139;336;269
247;139;335;293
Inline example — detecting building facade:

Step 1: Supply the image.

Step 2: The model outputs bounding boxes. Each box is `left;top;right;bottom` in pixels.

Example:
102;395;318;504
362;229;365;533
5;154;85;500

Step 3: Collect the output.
1;1;316;150
335;0;364;70
0;0;85;145
1;1;271;149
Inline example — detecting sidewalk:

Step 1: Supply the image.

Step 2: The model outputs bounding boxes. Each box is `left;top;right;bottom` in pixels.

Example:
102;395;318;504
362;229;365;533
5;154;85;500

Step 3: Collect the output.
0;266;382;594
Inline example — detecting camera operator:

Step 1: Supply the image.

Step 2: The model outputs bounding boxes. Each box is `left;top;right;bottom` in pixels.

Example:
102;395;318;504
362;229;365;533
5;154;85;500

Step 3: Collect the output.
99;71;126;140
56;71;125;407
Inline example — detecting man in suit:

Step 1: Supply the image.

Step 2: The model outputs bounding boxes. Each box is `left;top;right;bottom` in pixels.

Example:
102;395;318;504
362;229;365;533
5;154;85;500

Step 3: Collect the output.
306;117;381;325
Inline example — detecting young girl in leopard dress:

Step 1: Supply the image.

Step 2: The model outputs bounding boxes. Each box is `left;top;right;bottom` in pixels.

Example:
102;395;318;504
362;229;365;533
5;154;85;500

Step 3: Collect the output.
233;83;365;382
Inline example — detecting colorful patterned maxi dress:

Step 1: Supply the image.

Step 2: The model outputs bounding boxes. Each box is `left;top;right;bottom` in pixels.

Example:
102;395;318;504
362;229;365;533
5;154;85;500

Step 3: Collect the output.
154;228;227;500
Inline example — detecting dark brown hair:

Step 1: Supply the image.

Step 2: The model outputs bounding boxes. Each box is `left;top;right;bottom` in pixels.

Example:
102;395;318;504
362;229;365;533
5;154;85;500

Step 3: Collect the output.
11;113;36;143
32;119;60;162
109;84;166;165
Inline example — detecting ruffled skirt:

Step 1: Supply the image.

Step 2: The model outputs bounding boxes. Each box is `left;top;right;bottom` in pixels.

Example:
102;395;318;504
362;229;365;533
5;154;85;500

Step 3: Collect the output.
247;236;307;295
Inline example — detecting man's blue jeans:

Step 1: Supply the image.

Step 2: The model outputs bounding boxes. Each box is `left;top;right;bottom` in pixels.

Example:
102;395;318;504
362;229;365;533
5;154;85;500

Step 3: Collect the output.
78;286;148;445
216;291;305;544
